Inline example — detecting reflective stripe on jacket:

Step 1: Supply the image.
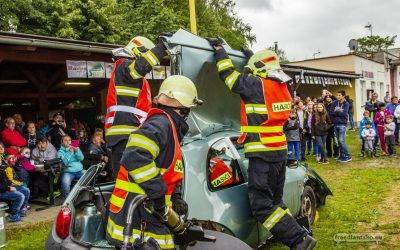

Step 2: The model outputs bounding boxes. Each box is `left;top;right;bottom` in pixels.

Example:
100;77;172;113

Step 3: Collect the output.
105;44;166;147
109;108;183;213
214;48;292;161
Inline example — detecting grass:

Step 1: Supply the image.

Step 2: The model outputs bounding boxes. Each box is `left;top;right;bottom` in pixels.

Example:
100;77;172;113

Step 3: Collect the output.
5;221;52;250
5;131;400;249
266;130;400;249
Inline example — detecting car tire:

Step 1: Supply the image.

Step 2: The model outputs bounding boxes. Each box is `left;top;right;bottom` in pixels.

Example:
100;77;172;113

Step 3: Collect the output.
301;186;317;225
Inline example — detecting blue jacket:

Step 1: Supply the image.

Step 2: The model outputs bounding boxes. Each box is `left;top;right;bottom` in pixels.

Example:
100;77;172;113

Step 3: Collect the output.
386;103;398;116
329;100;349;125
58;146;84;173
359;117;376;139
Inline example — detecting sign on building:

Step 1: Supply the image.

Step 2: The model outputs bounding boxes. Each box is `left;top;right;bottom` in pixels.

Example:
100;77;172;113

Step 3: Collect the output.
87;61;105;78
66;60;87;78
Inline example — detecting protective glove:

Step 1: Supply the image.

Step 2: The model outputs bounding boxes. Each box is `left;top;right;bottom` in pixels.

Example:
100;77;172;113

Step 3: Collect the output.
241;48;254;59
171;195;188;218
133;237;161;250
206;37;223;50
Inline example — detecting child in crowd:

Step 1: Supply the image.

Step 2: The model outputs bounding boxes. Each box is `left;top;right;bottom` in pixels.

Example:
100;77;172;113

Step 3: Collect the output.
58;135;85;198
0;163;25;222
311;103;331;164
374;102;390;155
284;110;301;162
15;147;36;186
5;155;30;216
361;121;376;157
359;110;376;156
384;115;396;157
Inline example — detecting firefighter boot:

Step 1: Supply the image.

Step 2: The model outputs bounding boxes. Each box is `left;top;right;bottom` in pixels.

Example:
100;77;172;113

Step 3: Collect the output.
291;235;317;250
268;213;309;248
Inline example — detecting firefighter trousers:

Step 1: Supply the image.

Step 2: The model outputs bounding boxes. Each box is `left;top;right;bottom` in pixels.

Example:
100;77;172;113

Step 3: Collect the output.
108;139;128;179
248;157;307;247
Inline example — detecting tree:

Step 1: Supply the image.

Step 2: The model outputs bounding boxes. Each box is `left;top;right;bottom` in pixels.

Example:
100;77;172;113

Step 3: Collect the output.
0;0;255;48
357;35;397;53
267;45;288;63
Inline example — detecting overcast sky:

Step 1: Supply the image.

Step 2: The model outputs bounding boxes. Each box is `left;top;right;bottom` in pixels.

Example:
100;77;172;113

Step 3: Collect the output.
233;0;400;61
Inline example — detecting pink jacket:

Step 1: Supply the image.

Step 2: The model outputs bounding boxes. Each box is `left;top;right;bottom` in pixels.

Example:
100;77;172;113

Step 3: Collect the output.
17;156;35;172
374;110;391;127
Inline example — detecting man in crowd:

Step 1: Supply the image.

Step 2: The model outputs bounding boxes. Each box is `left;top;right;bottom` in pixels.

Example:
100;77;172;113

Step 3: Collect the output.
365;92;380;119
330;90;351;162
47;113;75;150
208;39;316;249
12;114;25;134
31;137;58;197
345;95;355;130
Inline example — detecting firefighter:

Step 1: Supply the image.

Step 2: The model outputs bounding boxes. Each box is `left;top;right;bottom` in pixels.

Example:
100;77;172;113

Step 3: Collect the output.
208;40;317;250
105;36;168;178
106;75;203;249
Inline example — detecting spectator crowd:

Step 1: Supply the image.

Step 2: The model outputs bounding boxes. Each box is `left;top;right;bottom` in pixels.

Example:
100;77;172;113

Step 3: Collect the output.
0;112;107;222
285;90;399;165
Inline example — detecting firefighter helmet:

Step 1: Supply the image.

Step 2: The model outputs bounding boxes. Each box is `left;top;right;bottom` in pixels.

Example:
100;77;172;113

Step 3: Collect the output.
156;75;202;108
247;49;292;83
247;49;281;78
112;36;155;58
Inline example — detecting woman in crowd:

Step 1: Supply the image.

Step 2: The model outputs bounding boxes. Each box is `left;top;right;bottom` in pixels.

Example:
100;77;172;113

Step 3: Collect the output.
312;103;331;164
1;117;27;155
77;128;90;151
58;135;85;198
24;121;38;150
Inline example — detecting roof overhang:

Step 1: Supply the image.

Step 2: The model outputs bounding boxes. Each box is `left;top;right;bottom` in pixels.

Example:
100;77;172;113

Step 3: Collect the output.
0;31;120;54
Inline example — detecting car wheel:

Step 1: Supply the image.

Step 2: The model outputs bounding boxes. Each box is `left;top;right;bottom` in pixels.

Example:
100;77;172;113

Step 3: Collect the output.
301;186;317;224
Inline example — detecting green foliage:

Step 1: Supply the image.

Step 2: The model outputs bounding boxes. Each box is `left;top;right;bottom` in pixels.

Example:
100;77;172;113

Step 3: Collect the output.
267;45;288;63
357;35;397;53
0;0;255;48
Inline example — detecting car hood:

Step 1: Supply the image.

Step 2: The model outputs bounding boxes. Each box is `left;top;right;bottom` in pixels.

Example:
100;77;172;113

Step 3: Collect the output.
164;29;247;138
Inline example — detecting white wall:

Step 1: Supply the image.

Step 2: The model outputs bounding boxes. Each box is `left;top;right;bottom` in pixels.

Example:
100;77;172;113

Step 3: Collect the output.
354;57;388;122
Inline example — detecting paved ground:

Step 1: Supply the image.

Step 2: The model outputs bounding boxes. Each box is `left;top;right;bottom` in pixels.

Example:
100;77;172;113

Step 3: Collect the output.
6;199;62;229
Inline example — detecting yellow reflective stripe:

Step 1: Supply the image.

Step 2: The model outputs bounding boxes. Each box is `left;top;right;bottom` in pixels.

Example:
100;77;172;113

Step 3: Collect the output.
165;195;172;207
260;135;287;144
263;207;288;230
115;86;140;97
211;172;232;188
127;134;160;158
106;125;138;136
132;47;142;56
225;71;240;90
241;126;283;133
128;61;142;79
107;217;175;248
109;194;125;208
217;58;234;72
244;142;287;153
114;179;145;194
245;104;268;114
142;50;159;67
129;162;159;184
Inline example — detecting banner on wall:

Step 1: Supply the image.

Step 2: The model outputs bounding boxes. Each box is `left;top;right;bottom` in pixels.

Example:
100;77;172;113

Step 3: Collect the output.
87;61;105;78
66;60;87;78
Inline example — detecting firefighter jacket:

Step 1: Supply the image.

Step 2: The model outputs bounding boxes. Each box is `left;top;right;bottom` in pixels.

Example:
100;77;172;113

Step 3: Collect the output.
214;48;292;162
106;107;188;248
105;43;167;147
